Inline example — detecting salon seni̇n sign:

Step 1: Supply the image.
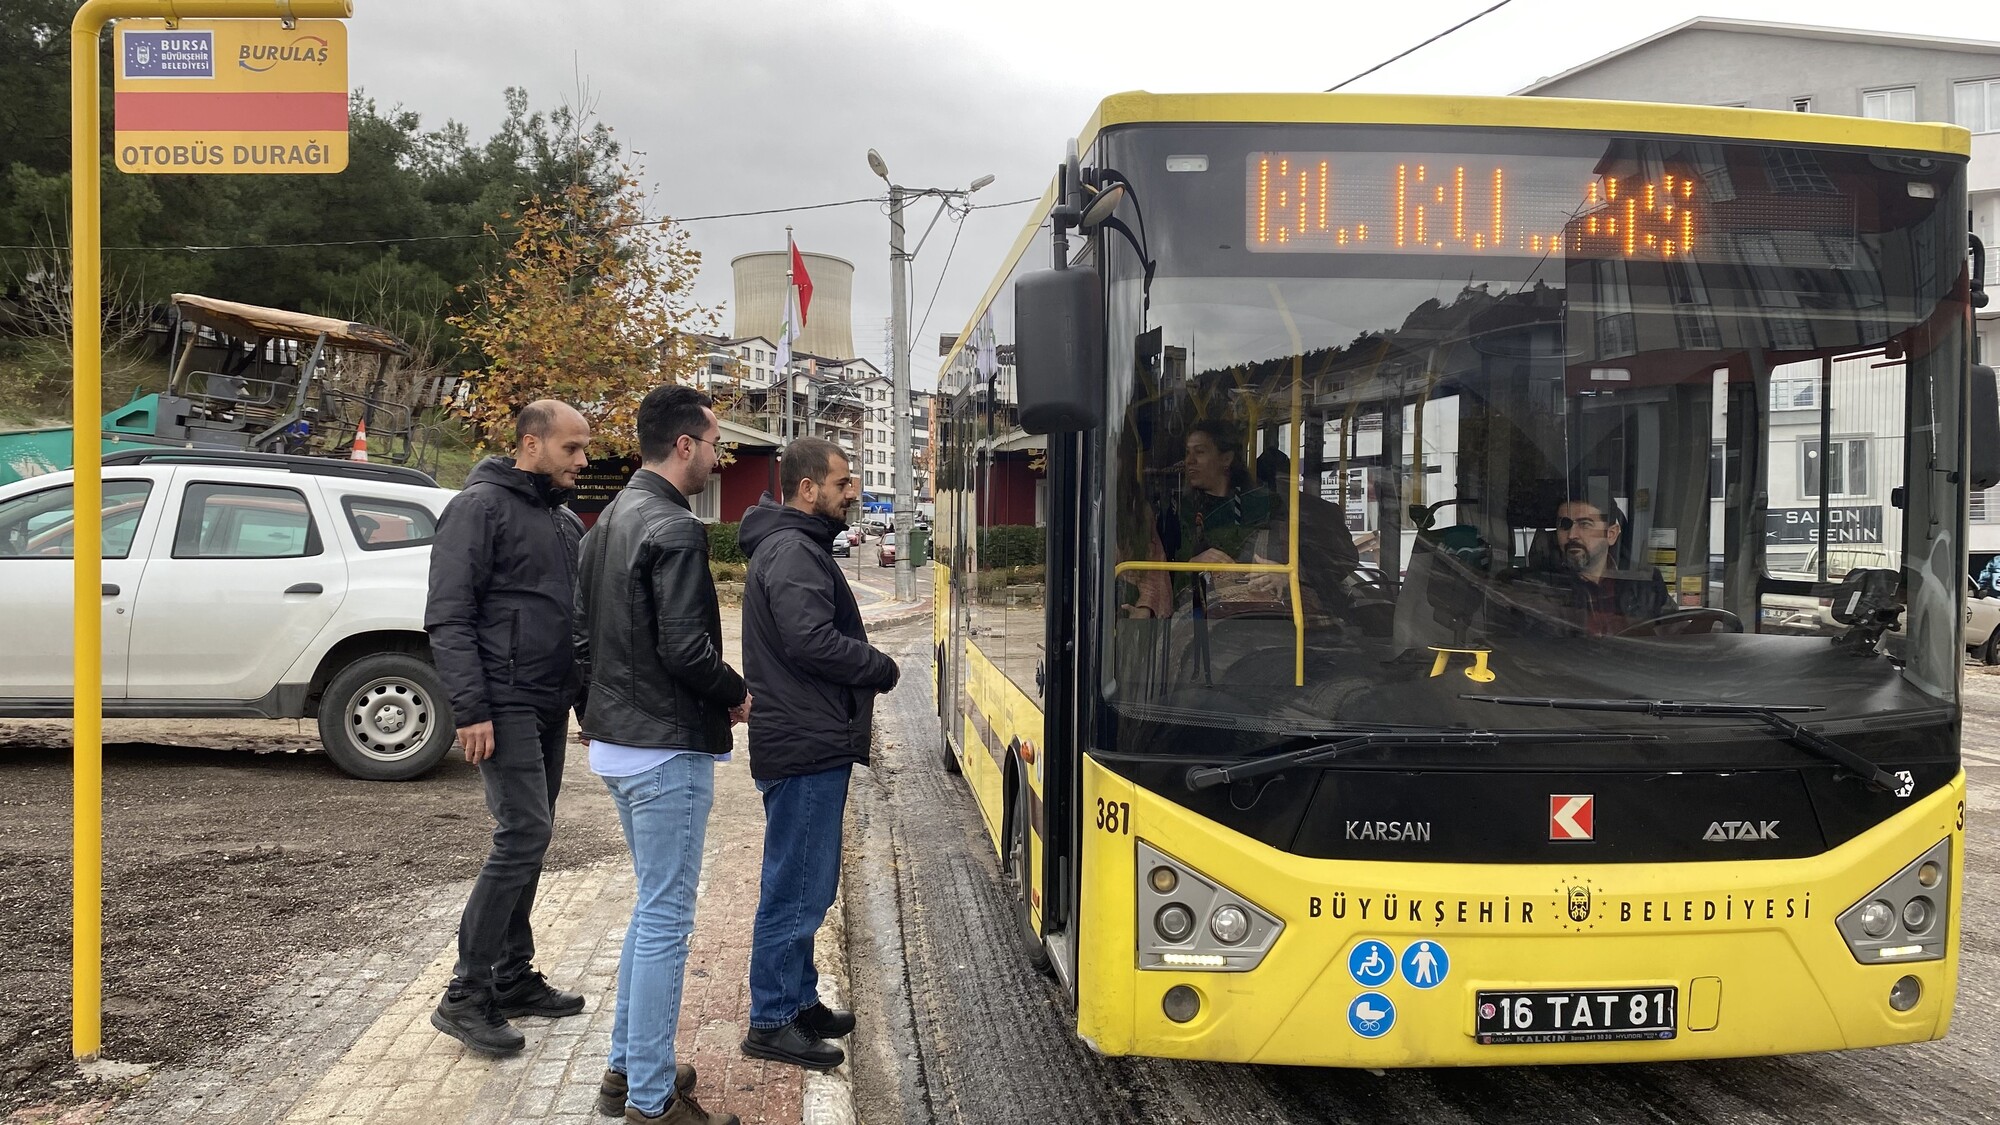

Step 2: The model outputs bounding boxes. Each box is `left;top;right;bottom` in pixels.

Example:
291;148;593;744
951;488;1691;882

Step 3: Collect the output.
113;19;348;175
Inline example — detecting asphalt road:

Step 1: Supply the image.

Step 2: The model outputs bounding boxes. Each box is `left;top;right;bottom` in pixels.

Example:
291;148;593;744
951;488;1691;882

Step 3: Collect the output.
844;623;2000;1125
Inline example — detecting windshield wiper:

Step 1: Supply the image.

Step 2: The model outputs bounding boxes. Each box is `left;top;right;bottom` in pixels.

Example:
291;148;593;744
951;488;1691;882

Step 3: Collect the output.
1466;695;1898;793
1183;728;1664;791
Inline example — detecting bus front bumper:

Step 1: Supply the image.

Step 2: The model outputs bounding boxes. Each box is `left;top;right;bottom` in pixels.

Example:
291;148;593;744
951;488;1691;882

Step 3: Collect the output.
1078;764;1963;1067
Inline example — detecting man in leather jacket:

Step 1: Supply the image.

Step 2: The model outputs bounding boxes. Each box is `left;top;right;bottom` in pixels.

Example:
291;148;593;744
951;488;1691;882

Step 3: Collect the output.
574;385;746;1125
425;400;592;1058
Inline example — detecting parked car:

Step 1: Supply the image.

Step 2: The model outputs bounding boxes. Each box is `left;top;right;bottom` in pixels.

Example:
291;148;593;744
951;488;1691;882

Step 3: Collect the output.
844;525;867;546
878;533;897;567
1967;584;2000;663
0;450;458;780
1763;544;2000;661
831;531;851;558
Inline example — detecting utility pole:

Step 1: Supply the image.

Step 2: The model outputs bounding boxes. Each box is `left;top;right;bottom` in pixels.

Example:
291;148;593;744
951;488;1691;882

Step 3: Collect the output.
869;150;991;602
886;180;914;600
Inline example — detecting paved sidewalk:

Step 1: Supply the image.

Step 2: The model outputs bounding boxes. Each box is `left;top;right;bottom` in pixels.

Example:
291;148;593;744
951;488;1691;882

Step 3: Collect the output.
96;739;840;1125
18;601;926;1125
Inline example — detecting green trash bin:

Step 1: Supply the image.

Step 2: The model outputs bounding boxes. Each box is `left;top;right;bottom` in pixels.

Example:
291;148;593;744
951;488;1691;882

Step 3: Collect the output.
906;526;929;566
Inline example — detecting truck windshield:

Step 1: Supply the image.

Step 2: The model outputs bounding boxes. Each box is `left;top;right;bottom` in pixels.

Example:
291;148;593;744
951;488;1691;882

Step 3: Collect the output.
1096;123;1970;754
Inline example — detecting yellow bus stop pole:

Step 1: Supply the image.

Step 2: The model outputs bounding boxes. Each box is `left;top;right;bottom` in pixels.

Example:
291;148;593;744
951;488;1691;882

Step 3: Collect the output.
67;0;355;1060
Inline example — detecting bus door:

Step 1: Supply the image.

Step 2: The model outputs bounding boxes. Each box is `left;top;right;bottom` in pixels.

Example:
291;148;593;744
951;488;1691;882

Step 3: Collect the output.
1038;428;1086;991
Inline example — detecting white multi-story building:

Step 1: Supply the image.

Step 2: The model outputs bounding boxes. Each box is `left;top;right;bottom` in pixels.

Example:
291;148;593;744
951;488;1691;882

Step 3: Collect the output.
1519;17;2000;556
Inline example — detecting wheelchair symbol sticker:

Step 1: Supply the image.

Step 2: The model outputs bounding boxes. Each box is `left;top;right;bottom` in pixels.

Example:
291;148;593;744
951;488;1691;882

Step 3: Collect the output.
1401;939;1449;988
1347;939;1396;987
1348;991;1395;1038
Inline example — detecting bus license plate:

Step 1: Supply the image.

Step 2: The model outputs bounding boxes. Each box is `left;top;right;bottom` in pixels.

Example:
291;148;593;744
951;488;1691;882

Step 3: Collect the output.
1475;987;1677;1044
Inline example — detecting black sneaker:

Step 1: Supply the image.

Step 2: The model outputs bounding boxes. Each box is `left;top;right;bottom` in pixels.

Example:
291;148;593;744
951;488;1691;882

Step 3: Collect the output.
597;1065;696;1117
495;971;586;1018
430;991;525;1057
796;1001;855;1039
741;1020;843;1071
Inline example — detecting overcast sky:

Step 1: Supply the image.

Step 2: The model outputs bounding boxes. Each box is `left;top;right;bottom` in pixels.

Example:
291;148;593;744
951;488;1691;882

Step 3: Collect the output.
348;0;1991;388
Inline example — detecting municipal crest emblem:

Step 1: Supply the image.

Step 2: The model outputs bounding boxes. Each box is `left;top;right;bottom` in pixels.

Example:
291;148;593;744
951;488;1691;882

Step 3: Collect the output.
1567;883;1592;923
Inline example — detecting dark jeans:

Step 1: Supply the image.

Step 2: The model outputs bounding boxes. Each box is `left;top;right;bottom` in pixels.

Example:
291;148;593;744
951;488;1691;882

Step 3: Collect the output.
747;764;851;1028
449;705;567;997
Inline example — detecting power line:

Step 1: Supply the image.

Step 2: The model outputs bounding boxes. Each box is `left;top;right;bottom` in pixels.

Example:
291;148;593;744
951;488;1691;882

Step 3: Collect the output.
0;193;1042;254
1325;0;1515;92
911;212;968;350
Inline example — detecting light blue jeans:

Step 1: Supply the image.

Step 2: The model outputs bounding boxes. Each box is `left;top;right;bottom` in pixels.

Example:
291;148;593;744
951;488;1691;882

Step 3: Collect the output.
603;754;715;1117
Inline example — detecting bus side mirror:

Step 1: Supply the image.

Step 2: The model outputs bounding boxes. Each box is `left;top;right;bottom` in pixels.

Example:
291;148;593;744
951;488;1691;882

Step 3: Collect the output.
1013;267;1103;434
1972;364;2000;491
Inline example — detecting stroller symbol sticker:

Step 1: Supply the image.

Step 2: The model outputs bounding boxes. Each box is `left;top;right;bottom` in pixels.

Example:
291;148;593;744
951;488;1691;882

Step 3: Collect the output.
1348;939;1396;987
1348;992;1395;1038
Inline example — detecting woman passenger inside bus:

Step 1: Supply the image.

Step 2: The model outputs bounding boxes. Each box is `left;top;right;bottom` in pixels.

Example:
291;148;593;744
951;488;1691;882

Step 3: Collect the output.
1119;420;1278;617
1164;421;1275;564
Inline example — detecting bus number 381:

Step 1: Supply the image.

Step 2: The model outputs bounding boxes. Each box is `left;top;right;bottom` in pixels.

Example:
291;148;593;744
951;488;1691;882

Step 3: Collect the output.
1095;798;1131;834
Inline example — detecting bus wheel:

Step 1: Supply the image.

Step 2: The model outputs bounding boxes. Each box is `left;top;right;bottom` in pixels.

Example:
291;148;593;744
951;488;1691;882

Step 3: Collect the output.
1007;776;1053;975
940;736;961;774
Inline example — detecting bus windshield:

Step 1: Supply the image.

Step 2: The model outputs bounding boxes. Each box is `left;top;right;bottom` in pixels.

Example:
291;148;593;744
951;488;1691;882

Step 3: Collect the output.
1097;124;1970;753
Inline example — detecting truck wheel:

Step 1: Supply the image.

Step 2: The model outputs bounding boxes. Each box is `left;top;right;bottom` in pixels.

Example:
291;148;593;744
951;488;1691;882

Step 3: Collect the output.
317;653;453;781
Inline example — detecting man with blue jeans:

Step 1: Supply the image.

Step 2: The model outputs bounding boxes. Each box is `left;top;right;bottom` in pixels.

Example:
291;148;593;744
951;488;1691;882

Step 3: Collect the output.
575;386;746;1125
737;438;899;1071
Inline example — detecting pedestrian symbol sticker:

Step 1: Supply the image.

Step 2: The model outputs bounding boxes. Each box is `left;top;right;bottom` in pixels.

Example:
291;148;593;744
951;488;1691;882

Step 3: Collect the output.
1401;939;1448;988
1348;991;1395;1038
1348;939;1395;987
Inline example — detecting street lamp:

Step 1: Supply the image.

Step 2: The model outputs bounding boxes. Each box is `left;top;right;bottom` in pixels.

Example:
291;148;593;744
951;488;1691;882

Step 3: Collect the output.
868;149;990;602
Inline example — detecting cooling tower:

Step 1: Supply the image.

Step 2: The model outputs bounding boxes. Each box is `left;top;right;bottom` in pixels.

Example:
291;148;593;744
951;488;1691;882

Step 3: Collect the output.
731;251;855;360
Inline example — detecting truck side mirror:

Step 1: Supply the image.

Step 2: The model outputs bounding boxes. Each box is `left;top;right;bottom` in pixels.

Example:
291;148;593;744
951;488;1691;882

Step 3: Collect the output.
1013;267;1103;434
1971;364;2000;491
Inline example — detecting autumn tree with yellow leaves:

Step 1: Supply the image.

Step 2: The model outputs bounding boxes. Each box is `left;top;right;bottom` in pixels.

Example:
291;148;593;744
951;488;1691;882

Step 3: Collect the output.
449;170;716;454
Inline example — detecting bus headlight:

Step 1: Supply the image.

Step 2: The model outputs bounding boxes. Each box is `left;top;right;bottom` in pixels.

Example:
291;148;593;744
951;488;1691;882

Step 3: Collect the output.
1858;901;1895;938
1901;897;1934;933
1837;839;1951;964
1210;905;1250;945
1135;840;1282;973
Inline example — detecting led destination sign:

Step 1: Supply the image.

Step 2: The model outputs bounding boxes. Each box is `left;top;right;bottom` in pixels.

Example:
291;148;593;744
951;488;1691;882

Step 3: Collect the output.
1245;150;1855;263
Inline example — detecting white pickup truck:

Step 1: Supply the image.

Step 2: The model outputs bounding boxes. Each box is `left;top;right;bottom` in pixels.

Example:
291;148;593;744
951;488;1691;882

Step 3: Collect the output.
1762;544;2000;663
0;450;458;779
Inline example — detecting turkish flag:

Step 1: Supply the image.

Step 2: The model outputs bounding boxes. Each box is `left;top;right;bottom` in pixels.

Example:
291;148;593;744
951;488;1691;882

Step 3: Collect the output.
791;243;814;326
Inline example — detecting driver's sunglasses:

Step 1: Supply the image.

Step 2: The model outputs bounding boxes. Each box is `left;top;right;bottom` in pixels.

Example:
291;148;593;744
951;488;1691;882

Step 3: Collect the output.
1556;516;1604;532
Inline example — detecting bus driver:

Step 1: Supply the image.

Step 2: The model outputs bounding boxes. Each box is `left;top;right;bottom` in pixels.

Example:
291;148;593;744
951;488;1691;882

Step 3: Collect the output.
1543;499;1671;636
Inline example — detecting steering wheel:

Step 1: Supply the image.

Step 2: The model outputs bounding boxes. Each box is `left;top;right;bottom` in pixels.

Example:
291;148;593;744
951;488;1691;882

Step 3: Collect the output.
1618;608;1744;637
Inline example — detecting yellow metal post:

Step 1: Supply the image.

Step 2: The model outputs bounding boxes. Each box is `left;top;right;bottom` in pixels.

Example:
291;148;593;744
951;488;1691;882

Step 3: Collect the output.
68;10;103;1063
67;0;354;1060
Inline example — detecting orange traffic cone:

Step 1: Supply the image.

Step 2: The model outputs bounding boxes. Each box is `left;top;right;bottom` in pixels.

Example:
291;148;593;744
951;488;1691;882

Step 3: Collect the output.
349;420;369;462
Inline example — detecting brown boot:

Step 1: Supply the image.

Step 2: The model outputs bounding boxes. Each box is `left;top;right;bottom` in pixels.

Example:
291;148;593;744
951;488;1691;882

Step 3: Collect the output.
597;1065;695;1117
624;1089;738;1125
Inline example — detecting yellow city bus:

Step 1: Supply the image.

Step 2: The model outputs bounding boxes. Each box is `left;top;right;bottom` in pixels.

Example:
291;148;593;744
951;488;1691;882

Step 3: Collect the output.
931;92;1994;1067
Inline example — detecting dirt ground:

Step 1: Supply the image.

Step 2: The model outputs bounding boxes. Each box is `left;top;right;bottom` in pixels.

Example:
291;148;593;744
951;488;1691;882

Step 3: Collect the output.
0;716;627;1116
